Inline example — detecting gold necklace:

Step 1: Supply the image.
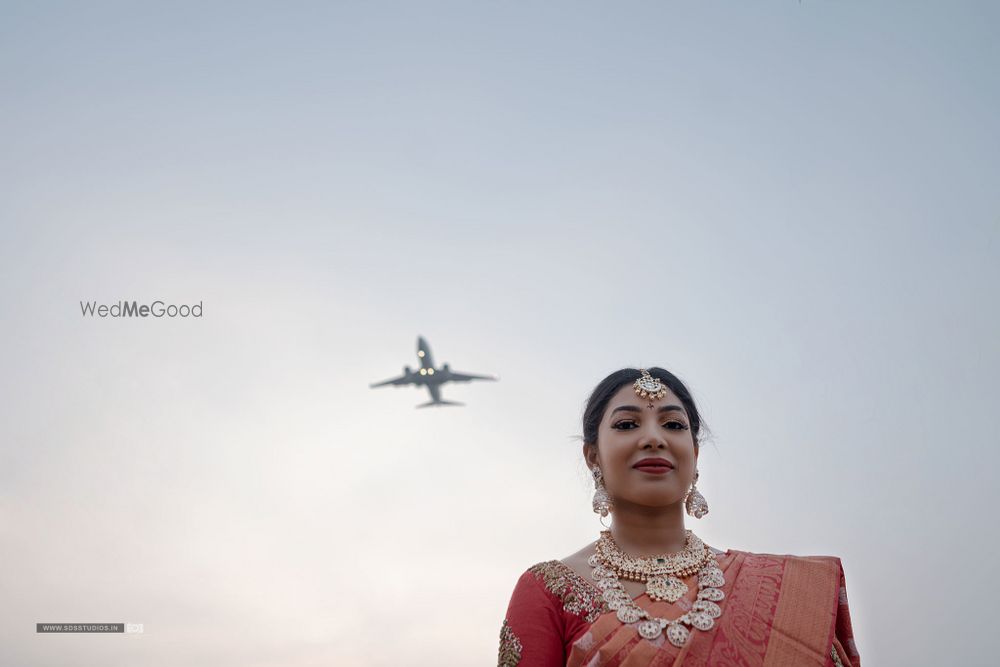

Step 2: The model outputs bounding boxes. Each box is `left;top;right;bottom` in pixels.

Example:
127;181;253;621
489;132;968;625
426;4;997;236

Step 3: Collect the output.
596;529;709;579
593;530;713;602
589;531;726;646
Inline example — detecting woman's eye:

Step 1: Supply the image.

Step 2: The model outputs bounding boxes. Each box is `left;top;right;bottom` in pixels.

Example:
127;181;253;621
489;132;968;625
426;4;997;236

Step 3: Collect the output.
612;420;689;430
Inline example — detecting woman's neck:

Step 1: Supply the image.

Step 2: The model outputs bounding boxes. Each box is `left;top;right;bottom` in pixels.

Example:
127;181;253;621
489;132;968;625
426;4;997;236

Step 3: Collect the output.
608;501;689;556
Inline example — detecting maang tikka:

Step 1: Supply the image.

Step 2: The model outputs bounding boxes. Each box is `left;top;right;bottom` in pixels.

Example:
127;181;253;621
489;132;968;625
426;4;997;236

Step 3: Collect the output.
591;466;613;518
634;368;668;407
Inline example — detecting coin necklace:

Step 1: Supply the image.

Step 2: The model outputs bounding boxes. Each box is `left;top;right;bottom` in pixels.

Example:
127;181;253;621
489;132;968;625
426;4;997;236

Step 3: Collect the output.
588;532;727;647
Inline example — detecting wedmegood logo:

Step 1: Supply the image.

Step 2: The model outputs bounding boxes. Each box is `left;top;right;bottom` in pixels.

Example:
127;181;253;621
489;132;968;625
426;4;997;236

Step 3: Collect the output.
79;300;203;318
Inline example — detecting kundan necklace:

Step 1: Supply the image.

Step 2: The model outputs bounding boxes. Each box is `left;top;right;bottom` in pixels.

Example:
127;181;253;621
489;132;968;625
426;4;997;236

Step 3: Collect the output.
589;530;726;647
595;529;711;603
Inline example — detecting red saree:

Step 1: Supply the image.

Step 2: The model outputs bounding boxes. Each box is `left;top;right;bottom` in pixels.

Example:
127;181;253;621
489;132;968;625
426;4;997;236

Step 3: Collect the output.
499;548;859;667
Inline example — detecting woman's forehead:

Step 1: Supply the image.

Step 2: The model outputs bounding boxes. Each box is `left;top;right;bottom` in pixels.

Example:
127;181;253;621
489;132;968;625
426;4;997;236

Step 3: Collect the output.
604;383;685;415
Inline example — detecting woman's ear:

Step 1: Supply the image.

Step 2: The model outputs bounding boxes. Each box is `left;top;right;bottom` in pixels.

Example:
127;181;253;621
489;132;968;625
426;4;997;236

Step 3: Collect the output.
583;443;598;468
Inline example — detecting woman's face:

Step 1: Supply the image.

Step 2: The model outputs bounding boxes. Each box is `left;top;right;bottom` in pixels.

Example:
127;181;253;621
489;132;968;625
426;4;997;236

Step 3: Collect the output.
585;383;698;510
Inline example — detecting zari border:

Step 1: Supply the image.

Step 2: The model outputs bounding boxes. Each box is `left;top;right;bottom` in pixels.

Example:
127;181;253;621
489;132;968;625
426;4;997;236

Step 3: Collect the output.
761;555;841;666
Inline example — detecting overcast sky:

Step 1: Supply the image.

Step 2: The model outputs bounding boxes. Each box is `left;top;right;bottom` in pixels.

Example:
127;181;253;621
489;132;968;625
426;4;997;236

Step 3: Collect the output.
2;1;998;665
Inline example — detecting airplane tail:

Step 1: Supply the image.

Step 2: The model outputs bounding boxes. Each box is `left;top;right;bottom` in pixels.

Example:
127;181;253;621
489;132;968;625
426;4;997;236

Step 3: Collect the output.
416;400;465;408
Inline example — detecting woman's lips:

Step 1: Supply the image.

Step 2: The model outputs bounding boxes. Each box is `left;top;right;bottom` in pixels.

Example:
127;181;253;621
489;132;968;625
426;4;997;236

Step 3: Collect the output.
634;465;673;474
633;459;675;475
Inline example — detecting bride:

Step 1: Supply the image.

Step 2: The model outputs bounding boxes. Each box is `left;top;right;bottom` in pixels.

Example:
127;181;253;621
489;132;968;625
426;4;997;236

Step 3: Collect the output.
499;367;859;666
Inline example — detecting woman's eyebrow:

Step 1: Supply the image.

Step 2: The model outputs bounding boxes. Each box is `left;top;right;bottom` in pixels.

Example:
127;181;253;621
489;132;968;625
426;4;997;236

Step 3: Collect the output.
610;405;686;415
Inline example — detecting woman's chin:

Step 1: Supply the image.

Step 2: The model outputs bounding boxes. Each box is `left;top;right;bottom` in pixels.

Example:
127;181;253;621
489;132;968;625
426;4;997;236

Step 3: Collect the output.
620;495;685;510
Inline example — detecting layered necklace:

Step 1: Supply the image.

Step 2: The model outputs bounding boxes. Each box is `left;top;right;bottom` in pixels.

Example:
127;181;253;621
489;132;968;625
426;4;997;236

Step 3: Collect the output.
589;530;726;647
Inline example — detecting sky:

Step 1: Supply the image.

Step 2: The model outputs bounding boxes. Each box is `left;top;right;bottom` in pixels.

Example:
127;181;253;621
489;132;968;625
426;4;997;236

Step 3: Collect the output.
1;1;998;665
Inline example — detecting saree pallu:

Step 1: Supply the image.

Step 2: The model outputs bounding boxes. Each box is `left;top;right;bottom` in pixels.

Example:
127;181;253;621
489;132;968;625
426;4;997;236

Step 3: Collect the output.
499;549;859;667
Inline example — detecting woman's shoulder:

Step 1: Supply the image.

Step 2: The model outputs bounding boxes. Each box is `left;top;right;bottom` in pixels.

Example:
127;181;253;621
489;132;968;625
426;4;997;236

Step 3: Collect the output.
509;555;609;624
725;549;859;666
724;549;853;610
729;548;847;569
517;557;598;600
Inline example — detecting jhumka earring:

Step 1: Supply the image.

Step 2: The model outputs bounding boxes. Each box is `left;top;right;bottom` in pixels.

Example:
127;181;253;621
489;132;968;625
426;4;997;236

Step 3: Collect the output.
685;469;709;519
592;466;613;519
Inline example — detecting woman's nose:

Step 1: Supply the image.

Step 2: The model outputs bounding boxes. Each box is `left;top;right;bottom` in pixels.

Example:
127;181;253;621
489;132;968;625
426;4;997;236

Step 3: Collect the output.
640;427;667;448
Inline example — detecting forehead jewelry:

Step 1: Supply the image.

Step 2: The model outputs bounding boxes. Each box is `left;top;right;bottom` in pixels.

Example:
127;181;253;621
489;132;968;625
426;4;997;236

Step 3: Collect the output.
634;368;667;408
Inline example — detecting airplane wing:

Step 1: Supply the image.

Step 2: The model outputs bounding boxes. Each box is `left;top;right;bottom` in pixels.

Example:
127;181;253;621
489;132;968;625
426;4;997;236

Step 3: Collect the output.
445;371;498;383
369;375;415;388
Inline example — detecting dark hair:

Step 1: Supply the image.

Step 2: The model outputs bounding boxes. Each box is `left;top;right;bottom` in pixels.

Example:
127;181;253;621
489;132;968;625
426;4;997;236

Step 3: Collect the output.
582;367;707;449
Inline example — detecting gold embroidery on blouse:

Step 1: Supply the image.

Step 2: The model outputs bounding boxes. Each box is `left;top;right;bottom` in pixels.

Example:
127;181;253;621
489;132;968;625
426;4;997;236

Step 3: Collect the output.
528;560;610;623
498;618;522;667
831;644;846;667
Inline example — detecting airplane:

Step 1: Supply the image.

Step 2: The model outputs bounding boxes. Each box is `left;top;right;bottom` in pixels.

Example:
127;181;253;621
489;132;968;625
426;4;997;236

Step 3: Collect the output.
370;336;498;408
